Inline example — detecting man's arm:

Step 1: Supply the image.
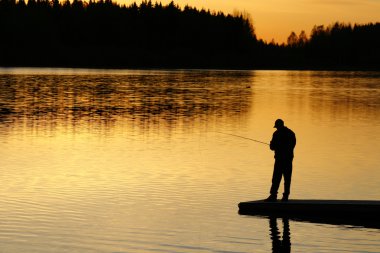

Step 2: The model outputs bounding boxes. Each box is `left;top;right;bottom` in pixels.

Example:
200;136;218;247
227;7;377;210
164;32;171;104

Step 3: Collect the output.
270;132;277;151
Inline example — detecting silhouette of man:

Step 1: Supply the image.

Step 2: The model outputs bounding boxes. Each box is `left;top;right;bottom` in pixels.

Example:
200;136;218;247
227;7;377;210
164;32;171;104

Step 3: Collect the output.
266;119;296;202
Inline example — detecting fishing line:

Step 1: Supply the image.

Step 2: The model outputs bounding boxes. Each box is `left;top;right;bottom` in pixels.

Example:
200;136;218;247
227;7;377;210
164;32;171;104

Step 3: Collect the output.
216;131;269;145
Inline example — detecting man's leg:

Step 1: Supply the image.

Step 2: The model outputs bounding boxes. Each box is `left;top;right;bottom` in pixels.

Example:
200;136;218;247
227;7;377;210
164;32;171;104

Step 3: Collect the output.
282;158;293;200
269;159;282;198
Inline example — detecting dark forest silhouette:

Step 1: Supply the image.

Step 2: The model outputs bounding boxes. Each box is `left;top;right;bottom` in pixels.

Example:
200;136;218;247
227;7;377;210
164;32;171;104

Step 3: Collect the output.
0;0;379;69
279;23;380;69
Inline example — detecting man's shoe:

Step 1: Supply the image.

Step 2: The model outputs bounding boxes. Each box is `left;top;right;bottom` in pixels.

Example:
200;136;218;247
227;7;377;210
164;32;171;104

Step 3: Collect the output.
264;195;277;202
281;196;289;202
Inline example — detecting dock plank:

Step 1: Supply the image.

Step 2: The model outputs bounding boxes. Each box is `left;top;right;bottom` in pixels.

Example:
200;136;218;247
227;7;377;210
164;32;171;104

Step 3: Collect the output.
238;199;380;228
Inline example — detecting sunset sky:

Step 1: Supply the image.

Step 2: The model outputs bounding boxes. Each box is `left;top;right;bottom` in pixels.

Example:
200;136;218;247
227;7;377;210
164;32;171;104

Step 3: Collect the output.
120;0;380;43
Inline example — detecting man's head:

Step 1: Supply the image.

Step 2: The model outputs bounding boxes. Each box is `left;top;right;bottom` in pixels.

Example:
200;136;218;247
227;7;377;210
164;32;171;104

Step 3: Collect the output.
274;119;284;129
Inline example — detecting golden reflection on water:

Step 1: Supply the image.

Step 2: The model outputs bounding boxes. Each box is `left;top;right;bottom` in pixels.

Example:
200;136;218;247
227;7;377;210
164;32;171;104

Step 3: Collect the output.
0;69;380;253
0;71;253;137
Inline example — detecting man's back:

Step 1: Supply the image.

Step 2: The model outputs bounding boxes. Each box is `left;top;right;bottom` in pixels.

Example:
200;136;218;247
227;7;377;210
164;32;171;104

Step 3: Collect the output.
270;127;296;159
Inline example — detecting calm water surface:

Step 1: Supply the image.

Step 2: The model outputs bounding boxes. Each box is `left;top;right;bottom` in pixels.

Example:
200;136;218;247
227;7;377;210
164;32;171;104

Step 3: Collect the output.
0;68;379;252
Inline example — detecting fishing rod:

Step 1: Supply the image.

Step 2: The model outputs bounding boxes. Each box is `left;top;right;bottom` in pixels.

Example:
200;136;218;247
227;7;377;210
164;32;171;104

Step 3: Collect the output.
216;131;269;145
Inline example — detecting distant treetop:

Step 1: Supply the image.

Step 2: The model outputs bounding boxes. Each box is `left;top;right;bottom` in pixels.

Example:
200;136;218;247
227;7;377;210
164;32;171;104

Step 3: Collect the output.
0;0;379;69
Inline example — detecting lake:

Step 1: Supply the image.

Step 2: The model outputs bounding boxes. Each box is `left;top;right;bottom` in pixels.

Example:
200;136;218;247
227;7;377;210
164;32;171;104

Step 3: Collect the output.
0;68;379;252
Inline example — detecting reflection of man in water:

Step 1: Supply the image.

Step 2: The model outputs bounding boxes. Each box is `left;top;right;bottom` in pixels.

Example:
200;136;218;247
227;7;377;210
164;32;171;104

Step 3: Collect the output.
269;217;291;253
266;119;296;202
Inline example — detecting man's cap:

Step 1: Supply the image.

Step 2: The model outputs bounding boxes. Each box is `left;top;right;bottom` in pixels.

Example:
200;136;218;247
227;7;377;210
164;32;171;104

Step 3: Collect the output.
274;119;284;128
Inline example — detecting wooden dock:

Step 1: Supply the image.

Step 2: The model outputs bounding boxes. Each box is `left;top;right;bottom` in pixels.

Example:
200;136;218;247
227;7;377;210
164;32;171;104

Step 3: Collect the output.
238;200;380;228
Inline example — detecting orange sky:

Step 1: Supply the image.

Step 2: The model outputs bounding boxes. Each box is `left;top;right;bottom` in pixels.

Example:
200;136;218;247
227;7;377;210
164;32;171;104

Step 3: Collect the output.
119;0;380;43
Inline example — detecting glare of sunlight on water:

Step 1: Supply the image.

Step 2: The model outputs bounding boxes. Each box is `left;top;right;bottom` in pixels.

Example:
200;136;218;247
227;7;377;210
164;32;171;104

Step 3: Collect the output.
0;68;379;253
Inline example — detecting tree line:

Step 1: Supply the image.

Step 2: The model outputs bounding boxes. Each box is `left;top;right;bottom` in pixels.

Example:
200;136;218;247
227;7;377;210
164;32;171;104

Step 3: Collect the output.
0;0;379;69
280;23;380;69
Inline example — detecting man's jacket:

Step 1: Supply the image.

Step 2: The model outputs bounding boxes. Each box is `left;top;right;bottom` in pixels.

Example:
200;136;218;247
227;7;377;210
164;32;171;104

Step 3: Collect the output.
270;127;296;159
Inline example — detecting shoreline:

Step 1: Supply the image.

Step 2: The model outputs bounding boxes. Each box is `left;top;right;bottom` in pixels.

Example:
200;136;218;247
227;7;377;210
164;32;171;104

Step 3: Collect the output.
1;65;379;72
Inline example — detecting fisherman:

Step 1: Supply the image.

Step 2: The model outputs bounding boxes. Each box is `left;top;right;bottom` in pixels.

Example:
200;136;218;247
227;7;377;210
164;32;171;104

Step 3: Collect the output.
265;119;296;202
